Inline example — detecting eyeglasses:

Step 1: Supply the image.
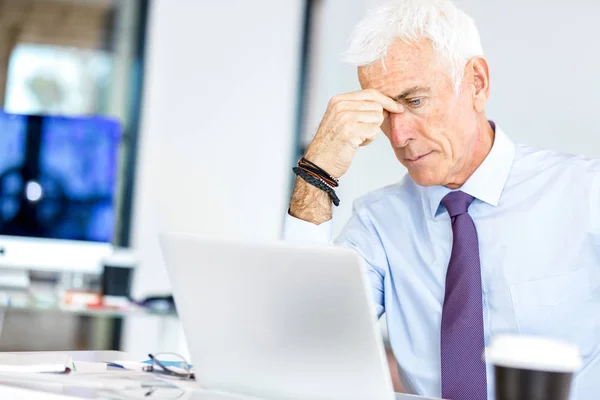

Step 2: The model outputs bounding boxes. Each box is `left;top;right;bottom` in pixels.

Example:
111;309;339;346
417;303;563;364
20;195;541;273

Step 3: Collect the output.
99;387;186;400
142;353;194;380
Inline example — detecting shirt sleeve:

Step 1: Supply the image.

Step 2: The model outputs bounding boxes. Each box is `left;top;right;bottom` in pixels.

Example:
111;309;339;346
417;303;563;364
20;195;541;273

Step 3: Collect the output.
590;165;600;235
335;204;387;319
281;212;333;245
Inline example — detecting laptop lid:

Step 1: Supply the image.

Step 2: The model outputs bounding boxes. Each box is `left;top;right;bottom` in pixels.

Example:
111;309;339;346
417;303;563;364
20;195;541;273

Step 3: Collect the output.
160;233;395;400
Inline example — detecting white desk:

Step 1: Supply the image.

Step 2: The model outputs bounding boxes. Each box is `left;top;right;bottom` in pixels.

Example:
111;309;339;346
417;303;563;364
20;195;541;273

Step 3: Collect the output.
0;351;431;400
0;384;266;400
0;350;255;400
7;350;143;363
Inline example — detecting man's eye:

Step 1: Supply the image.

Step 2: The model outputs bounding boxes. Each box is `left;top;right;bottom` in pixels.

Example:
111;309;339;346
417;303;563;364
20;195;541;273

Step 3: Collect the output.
408;98;423;107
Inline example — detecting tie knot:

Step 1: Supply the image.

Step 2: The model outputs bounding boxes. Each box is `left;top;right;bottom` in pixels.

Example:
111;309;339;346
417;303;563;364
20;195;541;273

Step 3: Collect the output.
441;191;474;217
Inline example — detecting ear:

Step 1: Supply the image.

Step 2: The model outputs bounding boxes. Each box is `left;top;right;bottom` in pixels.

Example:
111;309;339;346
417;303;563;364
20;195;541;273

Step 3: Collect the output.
468;57;490;113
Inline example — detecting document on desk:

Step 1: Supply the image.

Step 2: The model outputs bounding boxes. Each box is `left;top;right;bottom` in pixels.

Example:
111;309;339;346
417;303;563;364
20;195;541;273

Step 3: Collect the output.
0;353;72;373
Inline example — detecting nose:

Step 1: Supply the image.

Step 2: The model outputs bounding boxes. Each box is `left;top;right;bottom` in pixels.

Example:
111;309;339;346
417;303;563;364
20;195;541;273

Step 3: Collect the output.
389;112;416;148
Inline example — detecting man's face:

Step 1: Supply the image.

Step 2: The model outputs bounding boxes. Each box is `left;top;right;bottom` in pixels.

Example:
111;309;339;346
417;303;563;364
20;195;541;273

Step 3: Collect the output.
358;38;484;188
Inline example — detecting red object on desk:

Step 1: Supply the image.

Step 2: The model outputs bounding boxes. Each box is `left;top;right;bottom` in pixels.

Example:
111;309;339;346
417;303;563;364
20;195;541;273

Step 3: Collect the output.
63;290;102;307
86;303;121;311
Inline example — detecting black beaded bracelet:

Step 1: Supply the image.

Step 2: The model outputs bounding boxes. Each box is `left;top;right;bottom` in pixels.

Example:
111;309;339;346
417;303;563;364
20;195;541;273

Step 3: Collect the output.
293;166;340;206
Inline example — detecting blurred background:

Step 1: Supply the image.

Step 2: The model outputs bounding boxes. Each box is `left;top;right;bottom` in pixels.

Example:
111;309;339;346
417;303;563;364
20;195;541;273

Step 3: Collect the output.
0;0;598;391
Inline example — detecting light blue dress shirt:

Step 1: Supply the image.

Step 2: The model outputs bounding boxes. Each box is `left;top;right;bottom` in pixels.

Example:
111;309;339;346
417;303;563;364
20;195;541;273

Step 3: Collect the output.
283;125;600;399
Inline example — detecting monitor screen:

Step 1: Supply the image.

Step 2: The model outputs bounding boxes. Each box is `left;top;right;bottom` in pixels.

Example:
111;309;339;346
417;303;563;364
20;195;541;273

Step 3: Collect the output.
0;111;120;243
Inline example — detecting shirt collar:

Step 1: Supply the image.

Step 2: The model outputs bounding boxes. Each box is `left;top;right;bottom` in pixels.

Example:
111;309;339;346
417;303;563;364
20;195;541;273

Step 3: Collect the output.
425;121;516;218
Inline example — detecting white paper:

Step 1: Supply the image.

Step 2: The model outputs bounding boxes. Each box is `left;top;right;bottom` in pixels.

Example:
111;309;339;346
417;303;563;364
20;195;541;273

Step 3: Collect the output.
0;353;71;373
72;361;107;374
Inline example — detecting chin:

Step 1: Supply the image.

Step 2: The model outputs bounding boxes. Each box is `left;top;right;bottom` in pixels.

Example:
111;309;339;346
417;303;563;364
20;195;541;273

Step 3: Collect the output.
407;170;443;187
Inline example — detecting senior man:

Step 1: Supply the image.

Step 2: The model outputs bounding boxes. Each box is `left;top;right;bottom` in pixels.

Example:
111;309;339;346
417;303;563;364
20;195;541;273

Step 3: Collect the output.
283;0;600;399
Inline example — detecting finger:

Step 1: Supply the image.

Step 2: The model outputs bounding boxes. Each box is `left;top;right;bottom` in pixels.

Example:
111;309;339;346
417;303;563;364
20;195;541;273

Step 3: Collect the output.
359;122;382;140
360;137;377;147
343;122;381;147
347;89;405;113
331;99;383;113
358;124;381;147
338;110;384;125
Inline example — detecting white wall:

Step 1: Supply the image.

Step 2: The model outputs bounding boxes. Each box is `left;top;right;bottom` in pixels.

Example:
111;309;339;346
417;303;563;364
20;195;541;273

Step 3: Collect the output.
123;0;304;355
304;0;600;236
456;0;600;155
301;0;405;237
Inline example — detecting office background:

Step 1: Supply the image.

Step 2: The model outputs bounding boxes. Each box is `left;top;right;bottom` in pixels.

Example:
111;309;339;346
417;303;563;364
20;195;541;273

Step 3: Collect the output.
0;0;598;370
0;0;146;352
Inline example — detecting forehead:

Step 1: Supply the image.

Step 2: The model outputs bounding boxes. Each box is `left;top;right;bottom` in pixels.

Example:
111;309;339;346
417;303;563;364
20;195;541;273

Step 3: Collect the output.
358;38;444;95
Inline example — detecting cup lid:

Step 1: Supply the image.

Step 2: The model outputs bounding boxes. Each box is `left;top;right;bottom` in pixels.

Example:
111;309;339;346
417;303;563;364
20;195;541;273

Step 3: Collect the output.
486;334;582;373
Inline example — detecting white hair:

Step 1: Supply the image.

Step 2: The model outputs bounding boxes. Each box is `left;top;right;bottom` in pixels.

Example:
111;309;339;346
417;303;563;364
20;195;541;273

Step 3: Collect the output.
344;0;484;93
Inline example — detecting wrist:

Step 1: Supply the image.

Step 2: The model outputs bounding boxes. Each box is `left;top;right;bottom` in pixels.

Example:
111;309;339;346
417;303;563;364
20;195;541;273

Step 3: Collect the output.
293;156;340;207
289;178;332;225
303;150;334;176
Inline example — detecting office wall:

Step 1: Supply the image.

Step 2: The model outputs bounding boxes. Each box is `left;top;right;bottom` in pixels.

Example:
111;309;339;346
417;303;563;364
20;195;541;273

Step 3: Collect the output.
123;0;304;355
304;0;600;236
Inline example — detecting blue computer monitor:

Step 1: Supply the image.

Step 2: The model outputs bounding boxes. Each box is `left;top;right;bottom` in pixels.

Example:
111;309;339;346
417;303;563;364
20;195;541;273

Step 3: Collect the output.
0;111;121;273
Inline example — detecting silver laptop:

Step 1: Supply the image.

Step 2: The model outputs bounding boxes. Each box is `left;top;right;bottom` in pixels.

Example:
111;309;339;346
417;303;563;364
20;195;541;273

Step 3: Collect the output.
160;233;438;400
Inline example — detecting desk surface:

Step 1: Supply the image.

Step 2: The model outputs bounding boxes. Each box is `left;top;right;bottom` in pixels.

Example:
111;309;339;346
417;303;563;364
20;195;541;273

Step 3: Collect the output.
0;350;257;400
0;351;434;400
6;350;142;363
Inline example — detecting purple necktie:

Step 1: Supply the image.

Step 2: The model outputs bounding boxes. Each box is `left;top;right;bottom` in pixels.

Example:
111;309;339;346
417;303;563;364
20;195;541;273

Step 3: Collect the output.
440;191;487;400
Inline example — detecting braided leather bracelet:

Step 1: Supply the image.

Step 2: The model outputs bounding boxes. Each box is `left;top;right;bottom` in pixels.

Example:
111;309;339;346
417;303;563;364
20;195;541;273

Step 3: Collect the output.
293;166;340;206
